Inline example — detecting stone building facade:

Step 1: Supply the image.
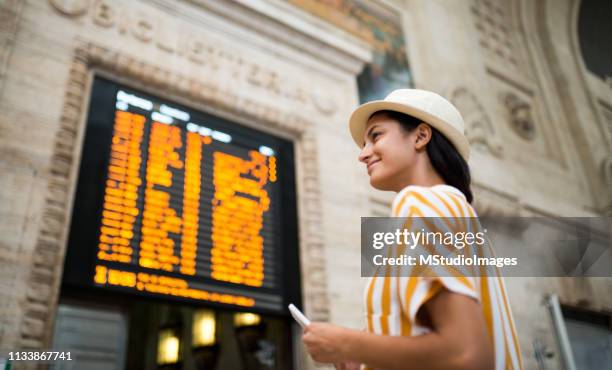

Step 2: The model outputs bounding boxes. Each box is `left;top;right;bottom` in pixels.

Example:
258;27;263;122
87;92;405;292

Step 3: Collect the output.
0;0;610;369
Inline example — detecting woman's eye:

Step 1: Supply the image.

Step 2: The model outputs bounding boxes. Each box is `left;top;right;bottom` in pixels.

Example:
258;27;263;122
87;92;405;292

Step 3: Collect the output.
372;132;380;141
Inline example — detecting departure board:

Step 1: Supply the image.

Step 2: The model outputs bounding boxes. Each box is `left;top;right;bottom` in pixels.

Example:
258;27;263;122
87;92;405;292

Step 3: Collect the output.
63;78;301;313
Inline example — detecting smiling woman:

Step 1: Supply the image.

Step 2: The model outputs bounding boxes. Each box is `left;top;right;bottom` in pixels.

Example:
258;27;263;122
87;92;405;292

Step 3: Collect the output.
361;110;473;203
302;89;523;370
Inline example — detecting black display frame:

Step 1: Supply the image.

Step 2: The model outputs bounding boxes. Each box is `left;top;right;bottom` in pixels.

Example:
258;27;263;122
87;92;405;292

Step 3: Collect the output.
61;76;302;316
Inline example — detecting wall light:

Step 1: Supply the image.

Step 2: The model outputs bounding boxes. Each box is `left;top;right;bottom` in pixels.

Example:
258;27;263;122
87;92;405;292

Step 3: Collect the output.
192;310;216;347
234;312;261;328
157;328;180;365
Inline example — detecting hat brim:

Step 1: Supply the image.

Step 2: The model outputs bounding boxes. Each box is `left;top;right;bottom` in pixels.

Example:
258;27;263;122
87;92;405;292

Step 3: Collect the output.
349;100;471;161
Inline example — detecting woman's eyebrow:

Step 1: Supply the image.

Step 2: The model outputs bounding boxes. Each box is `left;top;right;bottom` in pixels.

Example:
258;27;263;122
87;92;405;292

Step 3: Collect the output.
365;124;380;138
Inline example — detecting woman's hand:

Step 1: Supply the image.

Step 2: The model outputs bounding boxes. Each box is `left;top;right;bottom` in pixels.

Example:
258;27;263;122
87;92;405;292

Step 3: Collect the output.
302;322;355;364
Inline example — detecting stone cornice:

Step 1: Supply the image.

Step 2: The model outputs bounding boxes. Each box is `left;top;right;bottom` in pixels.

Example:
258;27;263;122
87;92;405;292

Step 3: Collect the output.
184;0;373;74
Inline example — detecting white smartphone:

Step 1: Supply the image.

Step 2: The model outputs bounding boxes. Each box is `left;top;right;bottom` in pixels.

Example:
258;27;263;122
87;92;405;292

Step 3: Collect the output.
288;303;311;328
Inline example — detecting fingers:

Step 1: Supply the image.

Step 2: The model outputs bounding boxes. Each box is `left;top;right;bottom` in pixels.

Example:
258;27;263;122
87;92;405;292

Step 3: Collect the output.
303;321;317;334
301;331;315;350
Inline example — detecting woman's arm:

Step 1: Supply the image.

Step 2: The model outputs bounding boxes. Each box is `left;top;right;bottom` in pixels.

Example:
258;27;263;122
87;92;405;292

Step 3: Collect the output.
303;289;494;370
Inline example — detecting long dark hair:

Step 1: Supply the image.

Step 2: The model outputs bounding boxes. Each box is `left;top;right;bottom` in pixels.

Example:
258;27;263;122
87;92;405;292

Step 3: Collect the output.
375;110;473;203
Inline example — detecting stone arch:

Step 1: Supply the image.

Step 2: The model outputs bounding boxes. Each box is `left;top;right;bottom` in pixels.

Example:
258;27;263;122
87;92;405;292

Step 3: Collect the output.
513;0;610;212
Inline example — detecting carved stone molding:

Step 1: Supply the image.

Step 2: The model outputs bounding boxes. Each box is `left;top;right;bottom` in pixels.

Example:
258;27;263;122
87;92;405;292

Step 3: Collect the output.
449;87;504;157
45;0;362;117
602;157;612;216
472;183;529;233
502;91;536;141
470;0;520;69
600;101;612;149
18;40;330;348
0;0;25;98
473;185;522;217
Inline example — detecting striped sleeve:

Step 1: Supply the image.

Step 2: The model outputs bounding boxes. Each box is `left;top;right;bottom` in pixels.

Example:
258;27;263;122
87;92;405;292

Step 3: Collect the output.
391;186;479;330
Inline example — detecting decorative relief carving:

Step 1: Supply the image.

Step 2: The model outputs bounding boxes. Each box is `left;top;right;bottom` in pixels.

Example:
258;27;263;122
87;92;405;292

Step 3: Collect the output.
470;0;519;68
472;184;528;232
19;41;330;348
600;102;612;148
449;87;503;157
502;92;536;141
602;157;612;216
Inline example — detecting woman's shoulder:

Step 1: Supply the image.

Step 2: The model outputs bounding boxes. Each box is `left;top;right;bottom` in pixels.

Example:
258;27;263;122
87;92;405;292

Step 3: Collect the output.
391;184;474;217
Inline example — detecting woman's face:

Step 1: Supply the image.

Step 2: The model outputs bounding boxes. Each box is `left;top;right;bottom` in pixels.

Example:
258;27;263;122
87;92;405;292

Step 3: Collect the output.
358;112;418;191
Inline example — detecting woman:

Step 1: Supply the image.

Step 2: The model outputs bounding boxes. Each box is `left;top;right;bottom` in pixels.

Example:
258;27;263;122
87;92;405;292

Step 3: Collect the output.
302;89;523;370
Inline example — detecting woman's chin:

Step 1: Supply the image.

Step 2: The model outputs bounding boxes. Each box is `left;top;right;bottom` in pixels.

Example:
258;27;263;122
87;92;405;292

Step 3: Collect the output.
369;174;393;191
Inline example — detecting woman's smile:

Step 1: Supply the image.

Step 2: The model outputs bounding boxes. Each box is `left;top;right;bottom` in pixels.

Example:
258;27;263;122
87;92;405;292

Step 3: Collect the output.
367;158;381;174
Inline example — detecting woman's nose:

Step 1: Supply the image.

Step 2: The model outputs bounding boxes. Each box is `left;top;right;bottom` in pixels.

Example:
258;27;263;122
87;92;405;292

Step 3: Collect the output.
358;144;371;163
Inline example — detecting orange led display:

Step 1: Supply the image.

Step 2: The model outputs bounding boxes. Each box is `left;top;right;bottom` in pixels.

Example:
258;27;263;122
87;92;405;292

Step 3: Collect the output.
179;132;205;275
97;115;275;285
94;265;256;307
211;150;270;287
73;81;296;312
97;111;144;264
138;122;183;272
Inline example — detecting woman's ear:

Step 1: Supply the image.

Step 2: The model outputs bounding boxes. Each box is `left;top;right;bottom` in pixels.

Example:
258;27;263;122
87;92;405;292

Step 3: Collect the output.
414;123;432;150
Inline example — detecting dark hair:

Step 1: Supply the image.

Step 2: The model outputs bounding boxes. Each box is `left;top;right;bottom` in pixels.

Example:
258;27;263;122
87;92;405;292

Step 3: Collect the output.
375;110;473;203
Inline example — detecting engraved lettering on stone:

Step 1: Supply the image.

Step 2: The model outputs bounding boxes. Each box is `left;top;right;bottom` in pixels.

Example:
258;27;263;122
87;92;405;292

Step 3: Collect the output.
49;0;90;17
92;0;114;28
48;5;330;113
311;86;337;115
247;64;287;95
218;50;237;74
156;27;175;53
117;11;131;34
186;39;218;70
228;55;244;78
266;71;280;94
186;39;205;64
502;92;536;140
132;15;154;43
247;64;262;86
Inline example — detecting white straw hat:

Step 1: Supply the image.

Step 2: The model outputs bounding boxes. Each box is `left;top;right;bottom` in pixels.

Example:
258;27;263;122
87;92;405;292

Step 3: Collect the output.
349;89;470;161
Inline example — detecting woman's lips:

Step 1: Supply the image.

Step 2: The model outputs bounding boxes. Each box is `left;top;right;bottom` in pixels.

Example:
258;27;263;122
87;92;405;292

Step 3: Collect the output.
367;159;380;174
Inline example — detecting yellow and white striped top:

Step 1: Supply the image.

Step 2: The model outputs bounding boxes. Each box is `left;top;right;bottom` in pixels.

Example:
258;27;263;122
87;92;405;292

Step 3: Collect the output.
363;184;523;370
